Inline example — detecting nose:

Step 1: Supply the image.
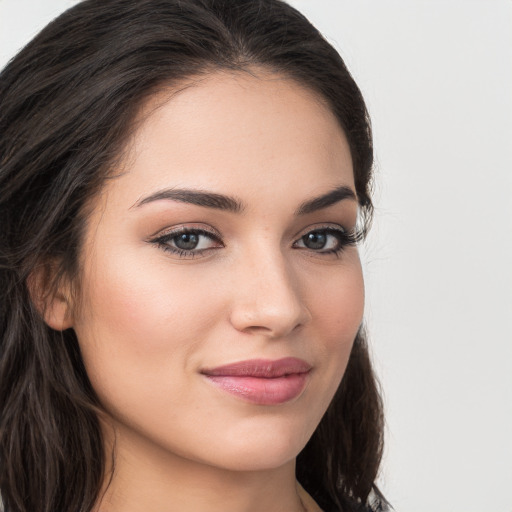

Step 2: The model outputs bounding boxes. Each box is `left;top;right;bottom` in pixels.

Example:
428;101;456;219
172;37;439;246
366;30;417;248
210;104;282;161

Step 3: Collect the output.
228;248;312;338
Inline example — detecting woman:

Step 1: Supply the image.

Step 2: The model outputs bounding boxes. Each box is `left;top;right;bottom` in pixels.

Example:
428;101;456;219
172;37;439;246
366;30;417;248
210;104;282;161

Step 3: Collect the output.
0;1;387;511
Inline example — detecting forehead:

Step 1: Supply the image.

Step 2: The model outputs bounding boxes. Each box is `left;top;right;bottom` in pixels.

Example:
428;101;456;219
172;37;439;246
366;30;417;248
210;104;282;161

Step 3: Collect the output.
94;70;354;214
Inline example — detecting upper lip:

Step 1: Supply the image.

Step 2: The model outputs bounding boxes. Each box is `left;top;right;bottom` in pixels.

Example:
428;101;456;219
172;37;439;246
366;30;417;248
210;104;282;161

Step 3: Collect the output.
201;357;312;378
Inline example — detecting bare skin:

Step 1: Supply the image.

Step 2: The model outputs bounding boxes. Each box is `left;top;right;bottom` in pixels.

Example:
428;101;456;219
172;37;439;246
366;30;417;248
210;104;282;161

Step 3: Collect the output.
46;70;363;512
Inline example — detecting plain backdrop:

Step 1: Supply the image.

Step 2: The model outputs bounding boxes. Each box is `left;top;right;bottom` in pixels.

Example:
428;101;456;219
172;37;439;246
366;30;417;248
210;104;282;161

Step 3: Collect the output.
1;1;511;511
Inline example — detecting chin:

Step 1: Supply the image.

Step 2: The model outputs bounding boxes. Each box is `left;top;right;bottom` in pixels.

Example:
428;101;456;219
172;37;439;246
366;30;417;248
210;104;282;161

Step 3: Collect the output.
207;443;303;473
194;416;317;472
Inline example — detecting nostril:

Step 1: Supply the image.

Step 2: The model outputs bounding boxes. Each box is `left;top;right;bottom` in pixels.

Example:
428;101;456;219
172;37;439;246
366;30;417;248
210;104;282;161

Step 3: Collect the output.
242;325;284;337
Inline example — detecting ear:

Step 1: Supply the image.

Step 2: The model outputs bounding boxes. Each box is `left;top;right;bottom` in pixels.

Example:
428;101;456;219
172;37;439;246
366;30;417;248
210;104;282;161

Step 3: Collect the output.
27;264;74;331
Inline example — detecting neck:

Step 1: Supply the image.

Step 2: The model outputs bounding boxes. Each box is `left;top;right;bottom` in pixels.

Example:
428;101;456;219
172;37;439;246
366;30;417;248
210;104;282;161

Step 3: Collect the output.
94;423;309;512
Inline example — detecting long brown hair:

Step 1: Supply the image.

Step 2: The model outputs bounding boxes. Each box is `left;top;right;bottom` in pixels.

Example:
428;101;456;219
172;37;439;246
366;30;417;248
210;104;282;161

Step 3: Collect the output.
0;1;384;511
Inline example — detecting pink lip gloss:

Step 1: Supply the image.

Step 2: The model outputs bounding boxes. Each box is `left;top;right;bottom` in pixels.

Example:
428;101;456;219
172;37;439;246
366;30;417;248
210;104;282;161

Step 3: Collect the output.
201;357;311;405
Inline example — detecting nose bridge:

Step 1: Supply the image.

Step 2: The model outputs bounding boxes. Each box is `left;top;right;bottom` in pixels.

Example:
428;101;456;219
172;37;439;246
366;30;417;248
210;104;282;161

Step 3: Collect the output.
229;240;310;337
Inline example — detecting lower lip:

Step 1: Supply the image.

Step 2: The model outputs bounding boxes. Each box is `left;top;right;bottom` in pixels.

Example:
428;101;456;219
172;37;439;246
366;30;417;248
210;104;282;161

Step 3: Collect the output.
204;373;309;405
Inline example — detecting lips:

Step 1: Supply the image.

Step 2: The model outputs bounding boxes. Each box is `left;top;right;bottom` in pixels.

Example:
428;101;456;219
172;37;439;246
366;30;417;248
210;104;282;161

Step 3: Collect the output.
201;357;311;405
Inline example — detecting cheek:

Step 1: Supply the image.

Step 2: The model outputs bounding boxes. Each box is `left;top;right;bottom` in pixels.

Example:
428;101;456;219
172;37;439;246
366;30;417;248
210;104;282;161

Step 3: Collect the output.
79;247;219;340
72;249;224;402
273;254;364;445
303;253;364;399
308;254;365;345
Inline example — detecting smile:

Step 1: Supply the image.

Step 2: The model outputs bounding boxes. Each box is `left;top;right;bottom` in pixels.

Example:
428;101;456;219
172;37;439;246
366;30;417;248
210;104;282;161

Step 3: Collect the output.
201;357;312;405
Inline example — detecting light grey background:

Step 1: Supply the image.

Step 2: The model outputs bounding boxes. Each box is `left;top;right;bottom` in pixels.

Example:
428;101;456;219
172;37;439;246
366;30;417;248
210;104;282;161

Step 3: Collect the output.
1;1;511;511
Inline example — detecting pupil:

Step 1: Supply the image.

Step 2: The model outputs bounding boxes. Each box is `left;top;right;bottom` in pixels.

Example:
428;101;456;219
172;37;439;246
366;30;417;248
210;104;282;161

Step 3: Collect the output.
175;233;199;250
304;232;326;250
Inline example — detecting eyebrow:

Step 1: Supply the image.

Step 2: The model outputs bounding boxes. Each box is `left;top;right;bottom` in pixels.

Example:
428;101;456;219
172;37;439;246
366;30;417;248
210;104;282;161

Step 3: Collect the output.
133;188;244;213
132;185;356;214
295;185;357;215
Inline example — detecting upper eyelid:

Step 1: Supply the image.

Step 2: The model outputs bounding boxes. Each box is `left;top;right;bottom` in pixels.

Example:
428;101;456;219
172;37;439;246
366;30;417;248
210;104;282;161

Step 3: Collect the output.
293;226;349;245
294;224;364;247
149;222;357;245
150;228;223;257
149;224;221;241
293;222;349;239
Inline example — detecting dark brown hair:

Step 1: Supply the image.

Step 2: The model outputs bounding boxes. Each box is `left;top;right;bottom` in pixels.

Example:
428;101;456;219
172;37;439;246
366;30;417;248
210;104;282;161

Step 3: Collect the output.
0;1;384;511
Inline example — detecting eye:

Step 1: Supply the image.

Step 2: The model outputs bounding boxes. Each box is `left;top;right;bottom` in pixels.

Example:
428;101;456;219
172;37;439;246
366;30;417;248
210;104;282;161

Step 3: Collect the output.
293;227;358;255
150;227;223;258
173;232;206;251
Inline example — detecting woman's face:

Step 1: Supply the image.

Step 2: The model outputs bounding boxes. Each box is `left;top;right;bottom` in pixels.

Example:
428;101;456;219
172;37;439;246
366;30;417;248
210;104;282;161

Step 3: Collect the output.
71;71;364;472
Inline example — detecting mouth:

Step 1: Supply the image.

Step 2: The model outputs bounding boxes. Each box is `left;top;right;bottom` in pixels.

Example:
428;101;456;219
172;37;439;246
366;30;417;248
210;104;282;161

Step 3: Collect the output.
200;357;312;405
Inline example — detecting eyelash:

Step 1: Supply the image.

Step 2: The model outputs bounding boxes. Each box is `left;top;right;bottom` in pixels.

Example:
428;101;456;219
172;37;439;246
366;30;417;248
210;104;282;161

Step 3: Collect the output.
292;226;360;257
151;227;223;258
150;225;361;259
